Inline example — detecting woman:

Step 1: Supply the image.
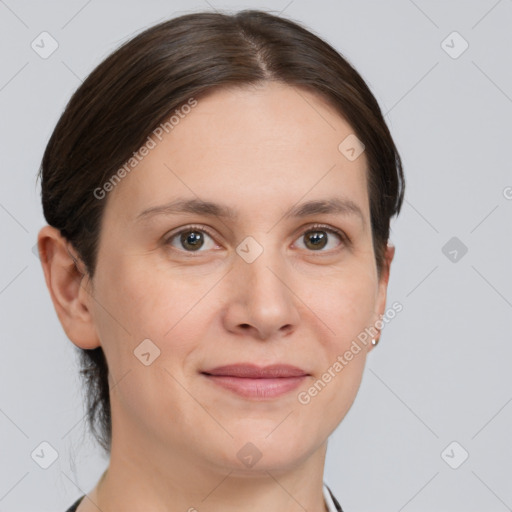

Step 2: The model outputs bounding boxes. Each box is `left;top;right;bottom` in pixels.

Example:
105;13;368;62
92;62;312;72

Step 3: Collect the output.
37;9;404;512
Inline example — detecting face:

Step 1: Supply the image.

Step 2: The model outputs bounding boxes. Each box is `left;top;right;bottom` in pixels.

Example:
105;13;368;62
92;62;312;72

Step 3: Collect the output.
64;82;393;473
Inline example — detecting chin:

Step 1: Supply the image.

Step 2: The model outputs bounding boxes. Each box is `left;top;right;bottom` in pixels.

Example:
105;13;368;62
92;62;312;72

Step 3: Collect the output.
208;426;320;475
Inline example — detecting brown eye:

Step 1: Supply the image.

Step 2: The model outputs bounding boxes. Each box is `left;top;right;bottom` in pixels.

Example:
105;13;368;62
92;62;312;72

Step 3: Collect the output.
180;230;205;251
294;226;345;252
165;226;217;253
304;230;328;250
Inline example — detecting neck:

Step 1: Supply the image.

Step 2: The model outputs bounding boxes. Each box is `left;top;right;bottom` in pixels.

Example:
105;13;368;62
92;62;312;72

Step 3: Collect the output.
93;414;329;512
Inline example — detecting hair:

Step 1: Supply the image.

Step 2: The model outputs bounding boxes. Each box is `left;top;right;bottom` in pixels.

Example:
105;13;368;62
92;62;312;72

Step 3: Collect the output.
38;9;405;456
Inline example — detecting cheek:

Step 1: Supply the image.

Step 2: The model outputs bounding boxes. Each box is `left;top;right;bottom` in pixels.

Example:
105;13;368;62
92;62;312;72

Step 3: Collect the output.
89;260;206;426
90;256;209;374
302;264;377;342
95;253;207;333
304;275;375;417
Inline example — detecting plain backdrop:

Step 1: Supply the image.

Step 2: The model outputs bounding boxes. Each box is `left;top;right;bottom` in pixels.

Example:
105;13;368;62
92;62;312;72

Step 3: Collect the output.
1;1;511;511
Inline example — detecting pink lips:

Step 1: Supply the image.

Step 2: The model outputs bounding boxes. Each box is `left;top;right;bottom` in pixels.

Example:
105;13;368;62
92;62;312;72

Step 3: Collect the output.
201;364;309;399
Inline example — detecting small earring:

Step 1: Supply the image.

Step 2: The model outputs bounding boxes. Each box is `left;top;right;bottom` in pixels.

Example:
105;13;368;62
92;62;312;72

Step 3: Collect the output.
371;337;379;346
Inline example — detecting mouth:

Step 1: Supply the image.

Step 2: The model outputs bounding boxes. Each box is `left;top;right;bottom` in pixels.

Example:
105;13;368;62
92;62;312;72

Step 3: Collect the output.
200;364;310;400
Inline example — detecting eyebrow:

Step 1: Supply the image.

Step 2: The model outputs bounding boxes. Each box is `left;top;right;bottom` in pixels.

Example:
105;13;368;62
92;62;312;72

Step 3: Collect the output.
136;197;366;226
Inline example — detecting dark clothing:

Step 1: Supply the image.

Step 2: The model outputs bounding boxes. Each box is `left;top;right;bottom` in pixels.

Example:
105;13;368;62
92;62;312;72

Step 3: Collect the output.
326;484;343;511
65;495;83;512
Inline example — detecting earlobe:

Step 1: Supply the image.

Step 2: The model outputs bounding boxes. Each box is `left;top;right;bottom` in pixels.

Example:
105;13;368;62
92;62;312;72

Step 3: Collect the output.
37;225;101;350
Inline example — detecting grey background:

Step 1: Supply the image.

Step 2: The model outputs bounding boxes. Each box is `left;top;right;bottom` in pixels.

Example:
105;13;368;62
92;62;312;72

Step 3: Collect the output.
1;0;511;510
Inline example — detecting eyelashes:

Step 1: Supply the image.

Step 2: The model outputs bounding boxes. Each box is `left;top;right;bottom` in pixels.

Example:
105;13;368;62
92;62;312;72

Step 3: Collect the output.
163;223;349;255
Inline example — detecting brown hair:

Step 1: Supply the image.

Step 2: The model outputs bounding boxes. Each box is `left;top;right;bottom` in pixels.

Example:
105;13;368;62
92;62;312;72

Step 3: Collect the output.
38;9;404;455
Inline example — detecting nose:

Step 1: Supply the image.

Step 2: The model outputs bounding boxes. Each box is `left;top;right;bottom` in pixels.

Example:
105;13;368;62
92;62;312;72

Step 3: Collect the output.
222;247;301;341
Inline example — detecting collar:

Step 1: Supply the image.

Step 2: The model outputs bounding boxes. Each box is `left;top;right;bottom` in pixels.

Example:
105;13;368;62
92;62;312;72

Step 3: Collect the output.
323;483;343;512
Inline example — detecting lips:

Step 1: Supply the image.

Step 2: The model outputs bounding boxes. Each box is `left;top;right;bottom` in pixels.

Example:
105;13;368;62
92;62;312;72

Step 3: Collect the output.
201;364;309;399
201;363;309;378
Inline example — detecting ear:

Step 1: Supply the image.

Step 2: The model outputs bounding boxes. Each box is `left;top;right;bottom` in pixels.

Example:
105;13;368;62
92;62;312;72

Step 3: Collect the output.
367;242;395;352
37;225;101;349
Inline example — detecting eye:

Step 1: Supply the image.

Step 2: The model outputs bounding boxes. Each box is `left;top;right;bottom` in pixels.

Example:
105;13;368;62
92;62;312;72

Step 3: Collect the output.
164;225;218;253
294;224;347;252
164;223;348;255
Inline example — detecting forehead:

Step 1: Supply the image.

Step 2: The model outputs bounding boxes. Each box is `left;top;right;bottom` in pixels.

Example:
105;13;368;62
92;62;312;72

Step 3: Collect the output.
106;81;370;223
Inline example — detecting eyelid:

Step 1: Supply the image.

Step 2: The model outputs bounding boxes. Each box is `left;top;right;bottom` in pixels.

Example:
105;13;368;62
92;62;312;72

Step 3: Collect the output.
300;223;349;242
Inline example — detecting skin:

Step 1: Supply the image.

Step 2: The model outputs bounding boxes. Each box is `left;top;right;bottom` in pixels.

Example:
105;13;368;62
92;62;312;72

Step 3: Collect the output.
38;81;394;512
